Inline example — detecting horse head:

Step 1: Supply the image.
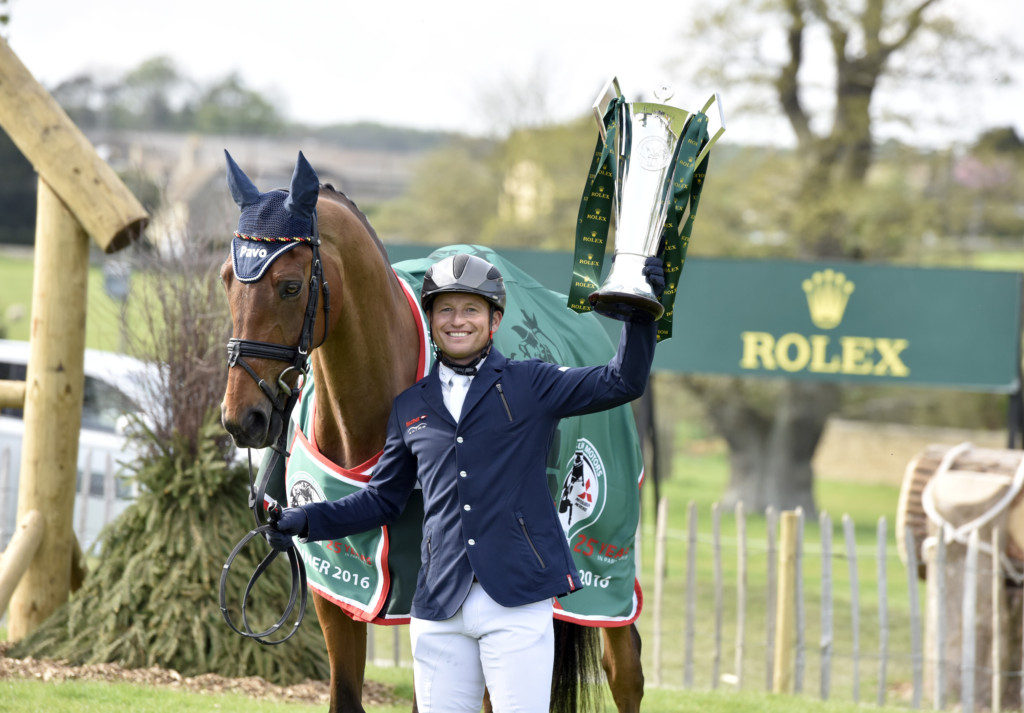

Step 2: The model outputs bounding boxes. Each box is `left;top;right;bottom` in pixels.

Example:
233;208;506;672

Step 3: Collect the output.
220;151;333;448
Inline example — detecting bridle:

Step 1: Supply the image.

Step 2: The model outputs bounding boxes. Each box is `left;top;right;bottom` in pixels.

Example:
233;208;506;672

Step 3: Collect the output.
219;211;331;646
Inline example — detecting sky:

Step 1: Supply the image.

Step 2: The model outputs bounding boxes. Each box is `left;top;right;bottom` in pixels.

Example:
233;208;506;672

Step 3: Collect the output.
5;0;1023;148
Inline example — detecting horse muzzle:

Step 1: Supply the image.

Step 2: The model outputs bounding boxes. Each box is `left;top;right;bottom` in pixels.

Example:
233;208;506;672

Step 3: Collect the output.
221;400;282;448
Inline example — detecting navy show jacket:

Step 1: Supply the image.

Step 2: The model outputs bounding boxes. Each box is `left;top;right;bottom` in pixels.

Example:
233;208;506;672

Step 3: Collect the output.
301;319;657;621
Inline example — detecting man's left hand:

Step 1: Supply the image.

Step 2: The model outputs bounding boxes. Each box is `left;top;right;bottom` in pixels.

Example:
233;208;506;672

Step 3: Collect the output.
643;256;666;299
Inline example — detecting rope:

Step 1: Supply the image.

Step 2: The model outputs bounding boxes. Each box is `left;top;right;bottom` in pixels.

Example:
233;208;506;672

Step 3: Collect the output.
920;441;1024;584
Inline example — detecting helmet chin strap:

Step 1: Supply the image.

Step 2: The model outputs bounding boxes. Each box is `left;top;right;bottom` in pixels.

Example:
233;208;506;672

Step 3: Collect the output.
435;339;492;376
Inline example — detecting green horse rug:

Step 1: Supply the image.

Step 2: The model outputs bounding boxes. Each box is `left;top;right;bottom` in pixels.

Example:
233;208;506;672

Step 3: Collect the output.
271;244;644;628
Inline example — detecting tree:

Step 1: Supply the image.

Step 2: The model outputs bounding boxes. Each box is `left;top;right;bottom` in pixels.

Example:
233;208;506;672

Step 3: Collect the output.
673;0;1015;513
194;73;284;135
117;56;191;130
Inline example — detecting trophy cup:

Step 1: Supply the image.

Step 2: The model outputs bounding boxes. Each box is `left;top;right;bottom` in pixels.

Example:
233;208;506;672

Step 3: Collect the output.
571;78;725;325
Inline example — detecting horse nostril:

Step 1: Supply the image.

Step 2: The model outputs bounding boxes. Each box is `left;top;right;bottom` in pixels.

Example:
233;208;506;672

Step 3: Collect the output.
243;409;269;441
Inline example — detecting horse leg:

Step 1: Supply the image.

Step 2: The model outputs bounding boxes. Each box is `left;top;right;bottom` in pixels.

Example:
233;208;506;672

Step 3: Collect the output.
313;593;368;713
601;624;644;713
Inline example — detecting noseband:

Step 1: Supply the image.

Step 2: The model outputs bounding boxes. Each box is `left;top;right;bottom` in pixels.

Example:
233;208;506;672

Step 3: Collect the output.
220;214;331;646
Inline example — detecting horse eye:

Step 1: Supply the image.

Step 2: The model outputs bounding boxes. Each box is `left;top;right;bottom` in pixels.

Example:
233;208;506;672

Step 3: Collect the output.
280;281;302;299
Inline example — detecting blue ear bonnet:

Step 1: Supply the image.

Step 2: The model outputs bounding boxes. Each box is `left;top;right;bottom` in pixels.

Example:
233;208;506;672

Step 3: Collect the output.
235;190;314;242
225;150;320;283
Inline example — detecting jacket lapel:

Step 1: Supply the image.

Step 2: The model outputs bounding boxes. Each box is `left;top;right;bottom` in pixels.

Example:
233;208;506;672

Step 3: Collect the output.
459;350;507;419
419;368;456;427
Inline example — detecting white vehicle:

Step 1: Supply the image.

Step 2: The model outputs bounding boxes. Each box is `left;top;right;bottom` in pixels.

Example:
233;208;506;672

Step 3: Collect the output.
0;340;158;552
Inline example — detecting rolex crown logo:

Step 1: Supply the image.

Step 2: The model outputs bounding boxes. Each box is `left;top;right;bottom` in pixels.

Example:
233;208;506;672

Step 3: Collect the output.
802;269;854;329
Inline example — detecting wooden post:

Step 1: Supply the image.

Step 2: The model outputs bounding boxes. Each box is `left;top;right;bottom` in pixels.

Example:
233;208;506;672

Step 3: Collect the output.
0;509;43;614
0;37;147;252
652;496;668;687
773;510;798;693
0;379;25;409
7;179;90;640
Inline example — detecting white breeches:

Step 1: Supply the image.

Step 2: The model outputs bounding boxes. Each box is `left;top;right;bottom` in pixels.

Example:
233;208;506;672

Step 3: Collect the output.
409;582;554;712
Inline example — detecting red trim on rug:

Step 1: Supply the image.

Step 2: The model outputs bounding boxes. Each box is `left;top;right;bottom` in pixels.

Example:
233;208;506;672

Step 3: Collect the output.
393;269;428;379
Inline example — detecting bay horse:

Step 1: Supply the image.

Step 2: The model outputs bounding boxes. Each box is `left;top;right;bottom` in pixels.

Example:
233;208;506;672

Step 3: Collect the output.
219;153;643;713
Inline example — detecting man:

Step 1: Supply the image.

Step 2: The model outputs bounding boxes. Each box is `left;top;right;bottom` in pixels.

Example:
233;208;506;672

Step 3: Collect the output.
271;252;662;712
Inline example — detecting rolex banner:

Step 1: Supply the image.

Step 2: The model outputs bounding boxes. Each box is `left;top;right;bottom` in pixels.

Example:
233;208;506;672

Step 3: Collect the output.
266;244;645;626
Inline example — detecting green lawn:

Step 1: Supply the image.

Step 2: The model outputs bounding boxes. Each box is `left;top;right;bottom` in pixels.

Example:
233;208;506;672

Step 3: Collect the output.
0;675;918;713
0;254;131;352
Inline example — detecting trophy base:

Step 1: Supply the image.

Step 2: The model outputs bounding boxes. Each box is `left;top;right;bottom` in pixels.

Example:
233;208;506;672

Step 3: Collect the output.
588;289;665;323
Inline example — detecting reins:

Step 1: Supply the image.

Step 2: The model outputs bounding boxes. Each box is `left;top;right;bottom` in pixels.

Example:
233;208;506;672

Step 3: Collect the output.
219;211;331;646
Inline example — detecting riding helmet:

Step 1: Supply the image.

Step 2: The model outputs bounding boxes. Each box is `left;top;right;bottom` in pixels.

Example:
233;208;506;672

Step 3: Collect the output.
420;254;506;313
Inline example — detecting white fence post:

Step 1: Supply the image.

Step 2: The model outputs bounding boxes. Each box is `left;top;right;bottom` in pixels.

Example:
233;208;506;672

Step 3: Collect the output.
820;510;833;701
684;501;697;688
962;529;979;713
735;501;746;690
765;506;777;691
843;514;860;703
712;502;722;690
652;496;669;687
905;523;923;709
877;516;889;707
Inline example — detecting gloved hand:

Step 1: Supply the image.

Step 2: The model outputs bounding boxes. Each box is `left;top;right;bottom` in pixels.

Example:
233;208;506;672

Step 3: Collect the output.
643;256;666;299
265;507;308;551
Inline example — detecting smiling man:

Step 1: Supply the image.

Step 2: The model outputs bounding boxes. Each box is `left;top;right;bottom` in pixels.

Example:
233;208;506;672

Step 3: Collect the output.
271;252;662;712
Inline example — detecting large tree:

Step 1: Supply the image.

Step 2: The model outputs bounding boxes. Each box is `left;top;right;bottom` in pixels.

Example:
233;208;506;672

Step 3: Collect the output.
676;0;1013;514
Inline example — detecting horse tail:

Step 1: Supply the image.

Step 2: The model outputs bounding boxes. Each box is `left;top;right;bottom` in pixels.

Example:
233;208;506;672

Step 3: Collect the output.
550;620;602;713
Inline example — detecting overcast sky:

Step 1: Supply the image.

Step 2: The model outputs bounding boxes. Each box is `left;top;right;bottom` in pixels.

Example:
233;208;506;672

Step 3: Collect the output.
6;0;1022;147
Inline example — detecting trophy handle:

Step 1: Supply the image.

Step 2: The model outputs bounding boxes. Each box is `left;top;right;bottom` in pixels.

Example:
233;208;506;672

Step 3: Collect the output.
593;76;623;141
696;92;727;166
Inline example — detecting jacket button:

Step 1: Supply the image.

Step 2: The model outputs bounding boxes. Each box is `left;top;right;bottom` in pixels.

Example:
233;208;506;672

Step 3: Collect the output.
456;436;464;443
463;504;471;511
459;470;467;478
468;539;476;546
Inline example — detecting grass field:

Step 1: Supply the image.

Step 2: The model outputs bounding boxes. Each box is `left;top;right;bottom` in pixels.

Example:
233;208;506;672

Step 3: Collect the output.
0;675;917;713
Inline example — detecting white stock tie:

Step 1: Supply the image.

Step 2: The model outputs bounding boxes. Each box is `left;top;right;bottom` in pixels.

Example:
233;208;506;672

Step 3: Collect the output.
448;374;471;421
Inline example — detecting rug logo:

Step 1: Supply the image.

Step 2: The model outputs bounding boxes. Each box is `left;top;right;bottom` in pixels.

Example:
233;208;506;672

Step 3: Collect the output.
802;269;854;329
289;472;326;507
557;438;607;538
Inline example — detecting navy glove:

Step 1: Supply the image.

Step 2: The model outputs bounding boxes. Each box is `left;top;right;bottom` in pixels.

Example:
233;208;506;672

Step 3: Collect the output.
643;256;666;299
265;507;308;552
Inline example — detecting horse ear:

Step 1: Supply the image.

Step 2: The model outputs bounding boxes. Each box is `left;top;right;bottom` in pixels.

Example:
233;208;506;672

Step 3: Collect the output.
224;150;260;208
284;151;319;219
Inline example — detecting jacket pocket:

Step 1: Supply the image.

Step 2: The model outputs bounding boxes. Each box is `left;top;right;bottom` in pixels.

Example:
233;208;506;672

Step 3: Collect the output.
515;511;546;569
494;382;514;422
420;532;432;583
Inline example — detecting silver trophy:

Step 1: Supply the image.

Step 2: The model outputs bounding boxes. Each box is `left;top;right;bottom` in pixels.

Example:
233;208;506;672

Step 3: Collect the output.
587;78;725;321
